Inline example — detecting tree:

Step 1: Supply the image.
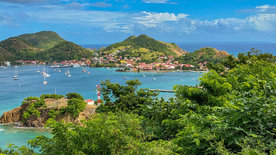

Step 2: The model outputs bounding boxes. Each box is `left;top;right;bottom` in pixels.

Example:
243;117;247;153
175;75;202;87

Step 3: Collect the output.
66;99;86;117
66;93;84;100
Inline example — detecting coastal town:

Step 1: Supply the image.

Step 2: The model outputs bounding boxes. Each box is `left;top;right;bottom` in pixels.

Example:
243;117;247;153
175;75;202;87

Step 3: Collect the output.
10;54;208;72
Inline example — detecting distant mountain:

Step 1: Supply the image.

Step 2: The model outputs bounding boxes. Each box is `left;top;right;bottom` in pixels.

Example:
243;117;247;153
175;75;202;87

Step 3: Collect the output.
101;35;187;62
0;31;93;62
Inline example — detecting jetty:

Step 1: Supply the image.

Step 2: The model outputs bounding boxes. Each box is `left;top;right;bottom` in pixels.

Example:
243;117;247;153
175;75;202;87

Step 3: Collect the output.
149;89;174;93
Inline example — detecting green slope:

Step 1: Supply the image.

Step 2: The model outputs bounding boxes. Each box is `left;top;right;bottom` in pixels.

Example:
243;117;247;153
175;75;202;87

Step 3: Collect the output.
102;34;186;62
18;31;65;49
0;31;92;62
175;47;230;65
38;41;93;61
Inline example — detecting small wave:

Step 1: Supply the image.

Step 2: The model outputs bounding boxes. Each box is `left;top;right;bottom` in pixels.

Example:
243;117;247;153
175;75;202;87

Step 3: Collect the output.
0;128;4;132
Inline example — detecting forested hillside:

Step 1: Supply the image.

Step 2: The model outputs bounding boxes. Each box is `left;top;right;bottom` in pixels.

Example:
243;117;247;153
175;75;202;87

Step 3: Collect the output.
101;34;187;62
0;31;93;62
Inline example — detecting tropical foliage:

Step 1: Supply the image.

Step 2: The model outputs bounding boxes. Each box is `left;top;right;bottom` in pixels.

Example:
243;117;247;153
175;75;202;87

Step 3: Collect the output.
1;52;275;155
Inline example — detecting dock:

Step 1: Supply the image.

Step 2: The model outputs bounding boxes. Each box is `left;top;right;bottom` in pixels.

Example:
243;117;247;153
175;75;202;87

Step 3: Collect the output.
149;89;174;93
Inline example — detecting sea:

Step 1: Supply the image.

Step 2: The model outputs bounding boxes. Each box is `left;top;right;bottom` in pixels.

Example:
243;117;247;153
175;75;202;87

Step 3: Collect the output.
0;66;203;149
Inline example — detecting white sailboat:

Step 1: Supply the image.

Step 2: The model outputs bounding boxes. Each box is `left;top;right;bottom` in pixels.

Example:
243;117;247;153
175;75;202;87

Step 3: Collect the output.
43;76;48;85
13;69;19;80
153;77;156;81
41;66;50;77
67;68;71;77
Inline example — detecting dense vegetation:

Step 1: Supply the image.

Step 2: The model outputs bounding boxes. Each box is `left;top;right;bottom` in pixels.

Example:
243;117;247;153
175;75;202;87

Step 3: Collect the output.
101;34;186;62
0;52;275;155
20;93;86;122
175;47;229;66
0;31;93;62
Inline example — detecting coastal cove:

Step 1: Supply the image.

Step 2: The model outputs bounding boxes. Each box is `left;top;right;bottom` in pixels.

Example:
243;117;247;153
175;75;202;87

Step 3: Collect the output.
0;65;203;148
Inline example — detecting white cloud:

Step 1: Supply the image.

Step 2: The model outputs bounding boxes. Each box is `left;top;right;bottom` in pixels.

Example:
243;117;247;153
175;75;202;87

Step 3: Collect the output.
1;2;276;36
248;14;276;31
142;0;169;4
256;5;276;14
135;11;188;27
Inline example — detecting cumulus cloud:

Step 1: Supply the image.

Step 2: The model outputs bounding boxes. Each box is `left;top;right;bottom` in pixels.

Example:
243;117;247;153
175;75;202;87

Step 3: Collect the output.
135;11;188;27
248;14;276;31
1;1;276;38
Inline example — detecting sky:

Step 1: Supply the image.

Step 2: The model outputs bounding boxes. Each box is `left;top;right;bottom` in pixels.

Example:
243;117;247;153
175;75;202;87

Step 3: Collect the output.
0;0;276;44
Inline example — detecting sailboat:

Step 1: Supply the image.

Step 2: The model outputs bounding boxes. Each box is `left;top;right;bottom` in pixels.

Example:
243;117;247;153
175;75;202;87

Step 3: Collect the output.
43;76;48;85
67;68;71;77
41;66;50;77
123;76;127;80
153;77;156;81
82;68;87;72
13;69;19;80
143;74;146;77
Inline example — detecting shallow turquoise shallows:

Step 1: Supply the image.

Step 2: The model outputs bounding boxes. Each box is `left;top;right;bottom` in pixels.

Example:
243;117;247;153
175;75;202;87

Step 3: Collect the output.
0;65;203;148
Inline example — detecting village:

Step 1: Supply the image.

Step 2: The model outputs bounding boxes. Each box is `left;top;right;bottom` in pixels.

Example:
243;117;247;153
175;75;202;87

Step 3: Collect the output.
10;54;209;72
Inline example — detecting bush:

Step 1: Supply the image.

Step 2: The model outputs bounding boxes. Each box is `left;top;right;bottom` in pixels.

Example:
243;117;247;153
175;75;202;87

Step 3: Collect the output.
66;93;84;100
40;94;64;100
66;99;86;117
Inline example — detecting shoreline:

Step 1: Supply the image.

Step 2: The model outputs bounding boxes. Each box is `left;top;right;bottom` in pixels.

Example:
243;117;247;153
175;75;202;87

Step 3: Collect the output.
119;69;208;73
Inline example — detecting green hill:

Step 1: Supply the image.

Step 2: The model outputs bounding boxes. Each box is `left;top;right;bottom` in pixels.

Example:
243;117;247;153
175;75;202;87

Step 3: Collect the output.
102;34;186;62
17;31;65;49
0;31;93;62
38;41;93;61
175;47;230;65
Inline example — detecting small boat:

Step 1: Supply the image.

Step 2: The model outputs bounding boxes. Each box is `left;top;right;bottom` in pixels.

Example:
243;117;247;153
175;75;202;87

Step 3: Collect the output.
43;76;48;85
153;78;156;81
73;64;80;67
57;69;61;72
50;65;61;68
82;68;87;72
13;69;19;80
123;76;126;80
37;70;40;73
13;76;19;80
143;74;146;77
87;72;90;75
67;74;71;77
43;80;48;85
180;78;183;81
41;72;50;77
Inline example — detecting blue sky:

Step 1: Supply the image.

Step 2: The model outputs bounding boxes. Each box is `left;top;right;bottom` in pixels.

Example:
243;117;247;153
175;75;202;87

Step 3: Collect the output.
0;0;276;44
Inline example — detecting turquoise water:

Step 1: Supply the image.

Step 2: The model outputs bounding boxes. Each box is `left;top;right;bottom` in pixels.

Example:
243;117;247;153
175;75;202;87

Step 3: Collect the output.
0;65;203;148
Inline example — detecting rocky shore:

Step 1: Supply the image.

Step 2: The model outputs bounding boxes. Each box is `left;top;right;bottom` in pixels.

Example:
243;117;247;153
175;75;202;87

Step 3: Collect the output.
0;98;98;128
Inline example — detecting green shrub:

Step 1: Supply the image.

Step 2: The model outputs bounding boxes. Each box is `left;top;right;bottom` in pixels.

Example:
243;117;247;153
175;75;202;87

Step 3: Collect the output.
40;94;64;100
66;93;84;100
66;99;86;117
